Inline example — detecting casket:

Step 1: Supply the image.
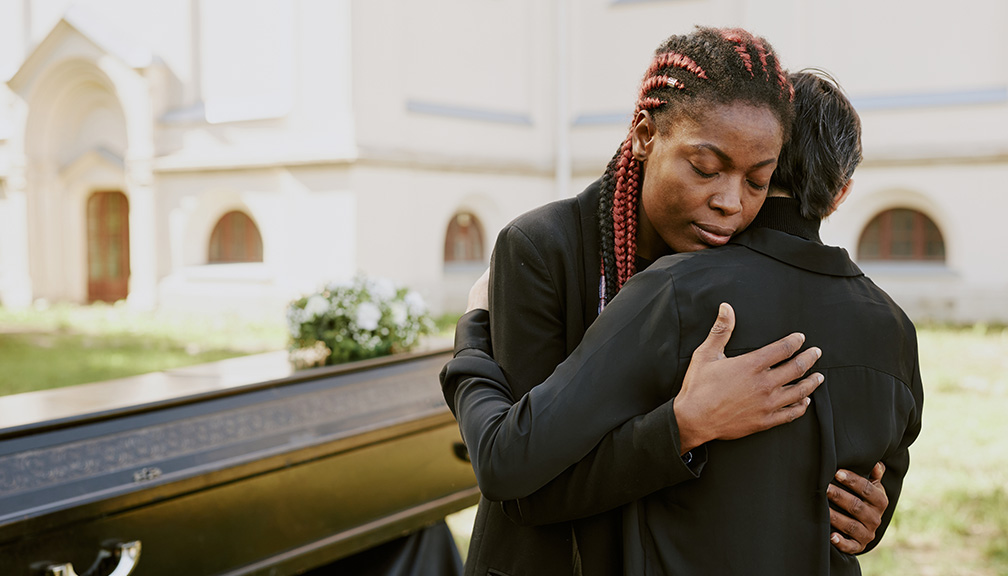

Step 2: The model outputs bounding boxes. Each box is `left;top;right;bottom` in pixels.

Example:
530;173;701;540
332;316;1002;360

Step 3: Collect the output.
0;348;477;575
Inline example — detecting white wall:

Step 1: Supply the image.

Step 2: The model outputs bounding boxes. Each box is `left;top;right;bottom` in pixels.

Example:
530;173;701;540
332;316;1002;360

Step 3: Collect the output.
0;0;1006;322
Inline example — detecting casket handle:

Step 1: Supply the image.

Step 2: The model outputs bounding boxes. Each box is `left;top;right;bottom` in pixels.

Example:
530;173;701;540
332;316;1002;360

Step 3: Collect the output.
45;540;141;576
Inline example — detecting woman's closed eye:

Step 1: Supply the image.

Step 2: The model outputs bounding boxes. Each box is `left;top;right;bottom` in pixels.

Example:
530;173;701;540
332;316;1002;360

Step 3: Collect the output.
691;164;717;178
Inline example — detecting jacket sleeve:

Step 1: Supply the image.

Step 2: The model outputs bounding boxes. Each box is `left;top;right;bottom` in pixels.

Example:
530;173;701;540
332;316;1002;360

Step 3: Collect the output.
450;227;694;502
500;399;706;525
439;308;706;522
860;334;925;554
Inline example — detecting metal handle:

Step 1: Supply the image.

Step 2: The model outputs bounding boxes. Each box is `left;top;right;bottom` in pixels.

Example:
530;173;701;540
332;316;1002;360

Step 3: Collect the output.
46;541;141;576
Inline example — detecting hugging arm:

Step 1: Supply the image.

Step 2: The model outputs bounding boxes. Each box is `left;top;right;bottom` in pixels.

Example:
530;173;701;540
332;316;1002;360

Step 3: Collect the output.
443;264;821;507
442;264;894;550
444;298;820;524
446;224;688;501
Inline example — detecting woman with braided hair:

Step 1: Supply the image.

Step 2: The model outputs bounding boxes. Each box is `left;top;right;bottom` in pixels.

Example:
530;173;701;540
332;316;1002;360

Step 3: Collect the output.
441;27;888;575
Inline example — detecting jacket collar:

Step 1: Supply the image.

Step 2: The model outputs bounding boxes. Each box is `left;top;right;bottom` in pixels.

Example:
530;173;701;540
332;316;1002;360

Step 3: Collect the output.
731;198;864;277
748;197;822;242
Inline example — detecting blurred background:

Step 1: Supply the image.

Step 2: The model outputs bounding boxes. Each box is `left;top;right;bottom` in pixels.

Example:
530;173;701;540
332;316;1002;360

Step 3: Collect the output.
0;1;1005;574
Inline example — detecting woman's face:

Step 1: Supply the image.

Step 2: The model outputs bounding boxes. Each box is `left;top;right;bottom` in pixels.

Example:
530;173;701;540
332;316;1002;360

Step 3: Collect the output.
634;102;784;259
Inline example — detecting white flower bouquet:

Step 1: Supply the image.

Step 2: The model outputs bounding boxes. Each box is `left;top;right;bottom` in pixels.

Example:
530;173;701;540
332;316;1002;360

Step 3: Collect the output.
286;276;434;368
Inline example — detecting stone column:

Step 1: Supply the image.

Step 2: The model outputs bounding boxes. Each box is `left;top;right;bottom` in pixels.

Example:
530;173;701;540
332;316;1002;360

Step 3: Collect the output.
126;158;158;309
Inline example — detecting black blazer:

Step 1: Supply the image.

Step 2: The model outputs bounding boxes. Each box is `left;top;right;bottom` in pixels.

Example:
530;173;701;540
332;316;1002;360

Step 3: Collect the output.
443;181;701;576
444;199;924;574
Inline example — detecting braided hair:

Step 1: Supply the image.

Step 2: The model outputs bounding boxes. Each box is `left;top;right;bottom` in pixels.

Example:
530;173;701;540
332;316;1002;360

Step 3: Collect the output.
598;26;795;306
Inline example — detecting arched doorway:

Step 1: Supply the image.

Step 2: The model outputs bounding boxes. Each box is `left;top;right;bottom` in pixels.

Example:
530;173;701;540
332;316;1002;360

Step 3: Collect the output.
87;191;130;302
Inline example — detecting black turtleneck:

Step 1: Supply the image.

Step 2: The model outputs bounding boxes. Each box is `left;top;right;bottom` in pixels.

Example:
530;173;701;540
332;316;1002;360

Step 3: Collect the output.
748;196;822;243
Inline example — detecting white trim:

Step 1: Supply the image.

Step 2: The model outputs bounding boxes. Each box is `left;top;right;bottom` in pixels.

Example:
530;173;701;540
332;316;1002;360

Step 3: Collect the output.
852;87;1008;111
405;100;533;126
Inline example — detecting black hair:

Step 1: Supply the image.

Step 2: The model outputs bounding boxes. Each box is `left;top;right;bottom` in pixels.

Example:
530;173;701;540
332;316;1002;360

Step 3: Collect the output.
770;69;862;219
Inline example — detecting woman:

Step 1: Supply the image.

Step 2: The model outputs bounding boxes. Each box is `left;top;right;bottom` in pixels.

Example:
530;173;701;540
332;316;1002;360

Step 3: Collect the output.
442;27;887;575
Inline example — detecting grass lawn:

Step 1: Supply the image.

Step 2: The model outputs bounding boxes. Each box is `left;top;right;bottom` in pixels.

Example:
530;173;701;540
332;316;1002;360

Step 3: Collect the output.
858;324;1008;576
0;331;248;394
0;302;289;395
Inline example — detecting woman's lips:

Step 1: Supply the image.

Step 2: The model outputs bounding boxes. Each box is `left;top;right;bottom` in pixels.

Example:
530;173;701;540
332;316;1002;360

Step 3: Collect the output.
693;223;734;247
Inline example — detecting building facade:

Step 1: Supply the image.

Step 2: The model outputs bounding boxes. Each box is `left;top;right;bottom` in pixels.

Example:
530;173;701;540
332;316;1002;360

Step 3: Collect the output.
0;0;1005;323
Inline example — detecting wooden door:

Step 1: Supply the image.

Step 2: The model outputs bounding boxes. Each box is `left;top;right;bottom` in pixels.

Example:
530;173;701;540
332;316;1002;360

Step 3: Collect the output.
87;191;131;303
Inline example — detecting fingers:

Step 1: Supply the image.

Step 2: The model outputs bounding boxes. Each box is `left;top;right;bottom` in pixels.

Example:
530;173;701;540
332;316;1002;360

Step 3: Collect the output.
827;478;865;517
869;461;886;483
760;372;823;427
827;505;871;554
829;529;864;555
779;372;823;406
834;469;876;503
771;346;822;386
746;331;807;371
835;468;889;513
829;468;886;552
694;303;735;359
778;395;812;423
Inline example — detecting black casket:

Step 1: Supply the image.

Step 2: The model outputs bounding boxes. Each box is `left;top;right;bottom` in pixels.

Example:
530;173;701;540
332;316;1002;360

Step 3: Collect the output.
0;348;477;575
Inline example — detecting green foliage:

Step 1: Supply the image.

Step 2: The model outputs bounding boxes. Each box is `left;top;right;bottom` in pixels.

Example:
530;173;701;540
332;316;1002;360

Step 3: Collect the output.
286;276;435;368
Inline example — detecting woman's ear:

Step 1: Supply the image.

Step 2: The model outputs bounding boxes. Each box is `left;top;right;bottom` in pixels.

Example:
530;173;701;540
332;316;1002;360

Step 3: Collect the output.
631;110;657;161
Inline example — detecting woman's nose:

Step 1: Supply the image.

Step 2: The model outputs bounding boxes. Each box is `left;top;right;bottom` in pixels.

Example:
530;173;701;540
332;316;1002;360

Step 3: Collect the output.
708;181;743;215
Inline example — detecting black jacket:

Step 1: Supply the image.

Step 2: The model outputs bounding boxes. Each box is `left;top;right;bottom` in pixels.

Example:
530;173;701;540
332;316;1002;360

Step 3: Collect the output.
442;181;701;576
443;198;924;574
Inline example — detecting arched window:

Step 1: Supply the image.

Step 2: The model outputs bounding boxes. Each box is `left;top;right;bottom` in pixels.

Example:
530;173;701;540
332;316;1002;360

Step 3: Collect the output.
208;211;263;263
444;212;484;264
858;208;945;262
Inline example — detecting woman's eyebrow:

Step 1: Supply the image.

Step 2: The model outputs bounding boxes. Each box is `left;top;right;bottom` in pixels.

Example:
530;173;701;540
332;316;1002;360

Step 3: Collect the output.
693;143;777;169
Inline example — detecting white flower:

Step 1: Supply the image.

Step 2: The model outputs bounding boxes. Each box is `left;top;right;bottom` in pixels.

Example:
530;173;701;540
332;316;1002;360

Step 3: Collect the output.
286;307;309;338
390;302;408;327
369;278;397;303
404;291;426;315
355;301;382;331
326;279;353;292
304;295;329;318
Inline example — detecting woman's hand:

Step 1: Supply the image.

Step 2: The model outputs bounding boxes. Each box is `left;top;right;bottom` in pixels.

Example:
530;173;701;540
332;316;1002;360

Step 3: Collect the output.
467;267;490;312
827;462;889;553
674;303;824;453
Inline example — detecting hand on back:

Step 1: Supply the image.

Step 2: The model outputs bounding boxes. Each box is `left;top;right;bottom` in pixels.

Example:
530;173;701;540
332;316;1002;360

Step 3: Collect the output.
674;302;823;453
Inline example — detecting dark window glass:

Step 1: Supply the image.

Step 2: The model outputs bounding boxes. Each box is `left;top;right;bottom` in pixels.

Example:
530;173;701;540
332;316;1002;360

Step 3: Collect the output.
444;212;484;263
858;208;945;262
209;211;263;263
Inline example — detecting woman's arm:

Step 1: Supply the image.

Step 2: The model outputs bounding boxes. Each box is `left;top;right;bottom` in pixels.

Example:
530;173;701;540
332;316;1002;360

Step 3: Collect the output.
453;223;685;500
446;242;823;502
